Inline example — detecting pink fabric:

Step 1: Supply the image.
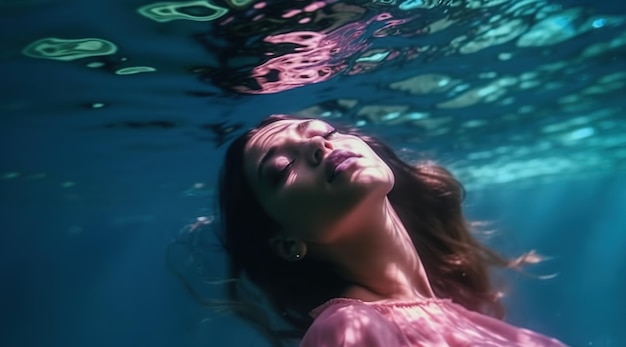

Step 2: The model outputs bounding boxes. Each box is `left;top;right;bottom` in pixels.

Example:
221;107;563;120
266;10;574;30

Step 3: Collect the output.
300;298;568;347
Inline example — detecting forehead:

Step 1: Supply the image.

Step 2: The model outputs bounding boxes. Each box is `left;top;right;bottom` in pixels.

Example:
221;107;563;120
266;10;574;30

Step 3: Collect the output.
245;118;329;156
245;119;298;160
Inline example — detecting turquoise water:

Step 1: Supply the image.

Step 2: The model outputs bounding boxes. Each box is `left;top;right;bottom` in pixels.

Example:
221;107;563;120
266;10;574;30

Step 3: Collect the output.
1;0;625;346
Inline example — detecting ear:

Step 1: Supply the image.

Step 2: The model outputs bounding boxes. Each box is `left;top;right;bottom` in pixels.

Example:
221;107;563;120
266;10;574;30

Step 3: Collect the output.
268;235;307;261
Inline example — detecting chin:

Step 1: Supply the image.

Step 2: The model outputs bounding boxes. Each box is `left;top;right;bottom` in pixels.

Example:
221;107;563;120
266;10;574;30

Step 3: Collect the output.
351;167;394;192
336;175;393;211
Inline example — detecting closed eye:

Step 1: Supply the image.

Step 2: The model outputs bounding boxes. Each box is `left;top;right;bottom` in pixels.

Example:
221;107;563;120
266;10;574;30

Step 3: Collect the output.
323;129;337;139
261;127;336;187
267;159;294;186
279;160;294;181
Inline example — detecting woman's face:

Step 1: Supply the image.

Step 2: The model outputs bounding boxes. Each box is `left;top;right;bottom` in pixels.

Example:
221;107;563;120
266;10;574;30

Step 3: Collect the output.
243;119;394;242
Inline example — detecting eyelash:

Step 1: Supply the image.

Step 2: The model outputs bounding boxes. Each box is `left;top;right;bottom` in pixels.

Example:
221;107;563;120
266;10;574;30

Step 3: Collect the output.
323;129;337;139
275;128;337;183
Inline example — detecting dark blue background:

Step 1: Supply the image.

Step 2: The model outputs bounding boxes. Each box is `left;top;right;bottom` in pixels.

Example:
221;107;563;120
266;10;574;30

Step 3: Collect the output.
1;0;625;346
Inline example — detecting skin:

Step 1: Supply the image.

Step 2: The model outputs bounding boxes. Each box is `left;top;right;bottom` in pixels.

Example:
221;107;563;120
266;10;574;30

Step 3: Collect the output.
244;119;435;302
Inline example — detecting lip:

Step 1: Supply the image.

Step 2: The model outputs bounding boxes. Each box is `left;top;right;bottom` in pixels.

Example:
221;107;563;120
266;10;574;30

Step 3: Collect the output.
325;150;361;182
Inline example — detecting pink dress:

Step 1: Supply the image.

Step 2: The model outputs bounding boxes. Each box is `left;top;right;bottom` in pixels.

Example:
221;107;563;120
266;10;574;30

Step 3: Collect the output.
300;298;568;346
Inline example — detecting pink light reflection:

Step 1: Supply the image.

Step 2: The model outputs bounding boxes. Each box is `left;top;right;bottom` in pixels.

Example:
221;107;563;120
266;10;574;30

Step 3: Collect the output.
238;17;374;94
283;9;302;18
304;1;326;12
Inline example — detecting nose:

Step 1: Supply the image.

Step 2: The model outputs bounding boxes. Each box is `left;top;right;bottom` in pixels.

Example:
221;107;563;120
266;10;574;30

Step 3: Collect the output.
306;136;333;166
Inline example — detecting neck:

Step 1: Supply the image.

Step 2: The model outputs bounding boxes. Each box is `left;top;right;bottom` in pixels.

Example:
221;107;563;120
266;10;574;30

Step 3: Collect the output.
310;198;435;302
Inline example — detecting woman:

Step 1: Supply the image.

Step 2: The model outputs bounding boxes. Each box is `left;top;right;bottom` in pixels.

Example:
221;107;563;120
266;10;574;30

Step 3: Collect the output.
215;114;567;346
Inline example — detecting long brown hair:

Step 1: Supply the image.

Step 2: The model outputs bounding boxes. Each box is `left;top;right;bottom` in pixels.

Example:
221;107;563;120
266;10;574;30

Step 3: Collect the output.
180;114;537;346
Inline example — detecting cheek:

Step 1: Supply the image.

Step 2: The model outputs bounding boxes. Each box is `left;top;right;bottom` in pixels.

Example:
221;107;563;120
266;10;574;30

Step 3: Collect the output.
260;185;323;228
267;188;348;234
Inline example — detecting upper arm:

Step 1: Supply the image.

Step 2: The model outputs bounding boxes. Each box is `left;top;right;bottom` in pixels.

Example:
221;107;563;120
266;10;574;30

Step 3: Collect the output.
300;304;401;347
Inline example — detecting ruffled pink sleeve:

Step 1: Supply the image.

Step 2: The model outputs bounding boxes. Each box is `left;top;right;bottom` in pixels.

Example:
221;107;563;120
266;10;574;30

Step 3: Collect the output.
300;301;403;347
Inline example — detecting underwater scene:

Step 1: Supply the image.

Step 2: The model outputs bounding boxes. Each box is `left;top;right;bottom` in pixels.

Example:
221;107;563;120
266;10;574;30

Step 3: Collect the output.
1;0;625;346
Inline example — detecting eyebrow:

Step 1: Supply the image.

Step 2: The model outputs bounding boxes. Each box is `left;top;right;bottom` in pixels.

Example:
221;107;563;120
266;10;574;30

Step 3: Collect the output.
296;119;313;135
256;120;314;181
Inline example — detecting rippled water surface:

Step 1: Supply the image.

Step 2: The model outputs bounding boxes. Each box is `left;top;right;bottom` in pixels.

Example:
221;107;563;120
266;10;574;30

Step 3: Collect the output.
1;0;625;346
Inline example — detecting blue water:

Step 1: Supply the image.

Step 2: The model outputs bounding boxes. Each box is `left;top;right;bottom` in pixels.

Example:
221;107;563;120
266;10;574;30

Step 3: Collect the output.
1;0;625;346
